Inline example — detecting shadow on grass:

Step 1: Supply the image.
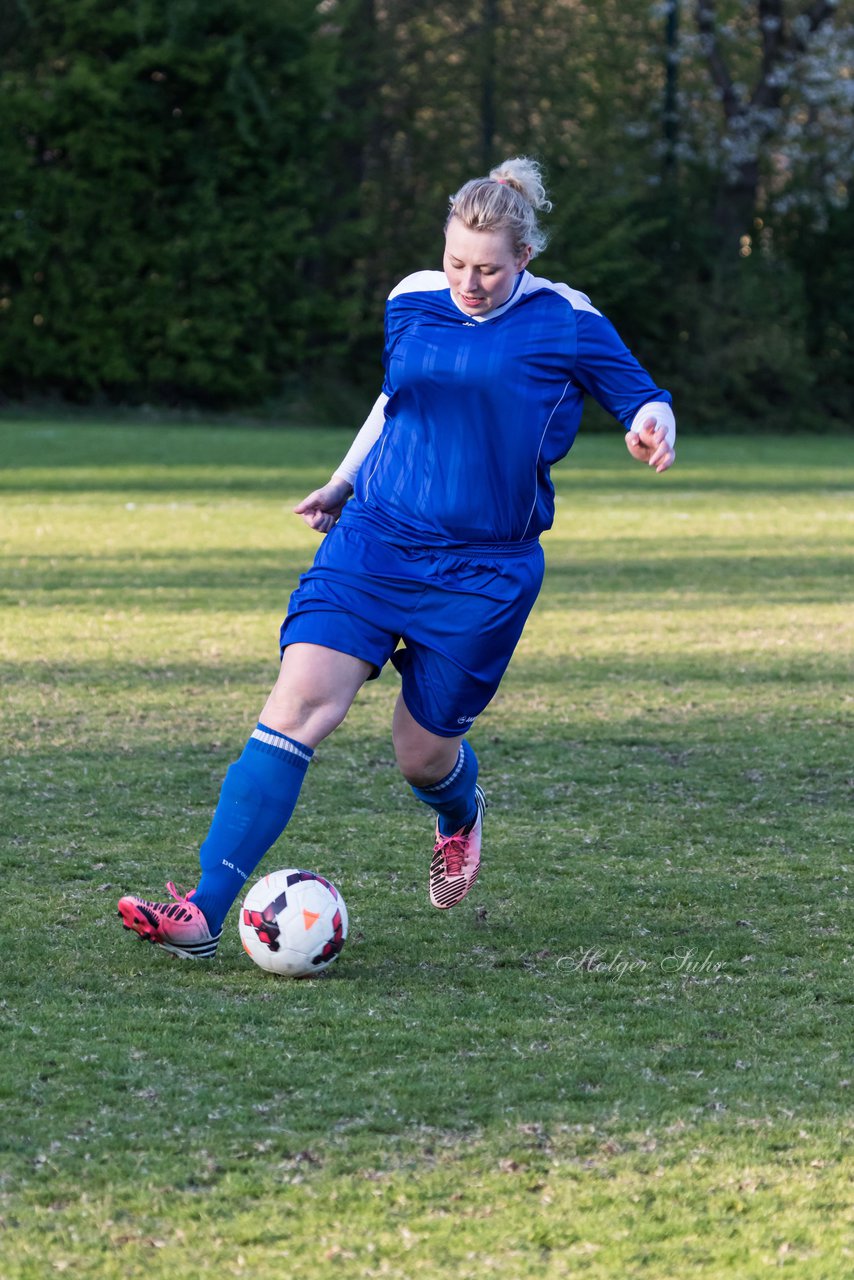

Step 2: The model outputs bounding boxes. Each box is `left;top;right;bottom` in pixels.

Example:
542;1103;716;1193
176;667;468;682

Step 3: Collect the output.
3;468;851;496
1;647;849;690
0;420;347;488
0;468;332;495
3;546;849;607
1;422;851;496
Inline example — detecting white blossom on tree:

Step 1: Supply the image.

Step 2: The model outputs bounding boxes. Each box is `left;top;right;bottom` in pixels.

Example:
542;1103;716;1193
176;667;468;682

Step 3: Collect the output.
662;1;852;228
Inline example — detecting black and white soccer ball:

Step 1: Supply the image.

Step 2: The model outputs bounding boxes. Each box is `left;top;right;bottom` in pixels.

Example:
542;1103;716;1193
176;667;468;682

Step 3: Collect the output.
239;869;348;977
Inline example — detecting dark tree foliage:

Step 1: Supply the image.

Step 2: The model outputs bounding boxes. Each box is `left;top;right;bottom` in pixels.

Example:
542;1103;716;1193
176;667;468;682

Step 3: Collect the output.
0;0;335;401
0;0;850;423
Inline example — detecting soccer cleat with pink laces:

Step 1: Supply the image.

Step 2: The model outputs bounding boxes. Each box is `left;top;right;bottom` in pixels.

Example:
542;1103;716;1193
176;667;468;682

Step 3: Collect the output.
429;784;486;909
117;882;221;959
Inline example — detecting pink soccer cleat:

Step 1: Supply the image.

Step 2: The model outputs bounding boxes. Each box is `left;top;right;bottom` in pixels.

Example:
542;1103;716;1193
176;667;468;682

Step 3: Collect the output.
117;882;221;960
429;784;486;909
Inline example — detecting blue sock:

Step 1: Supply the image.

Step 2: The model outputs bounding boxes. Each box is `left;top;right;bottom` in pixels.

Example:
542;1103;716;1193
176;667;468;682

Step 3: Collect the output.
191;724;313;934
410;740;479;836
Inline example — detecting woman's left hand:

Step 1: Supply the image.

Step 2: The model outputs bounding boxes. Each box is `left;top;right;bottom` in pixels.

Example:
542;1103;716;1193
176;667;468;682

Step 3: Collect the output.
626;417;675;473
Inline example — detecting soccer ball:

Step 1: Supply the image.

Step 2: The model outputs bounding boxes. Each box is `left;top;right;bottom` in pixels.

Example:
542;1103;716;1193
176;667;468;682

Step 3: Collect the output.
239;869;348;978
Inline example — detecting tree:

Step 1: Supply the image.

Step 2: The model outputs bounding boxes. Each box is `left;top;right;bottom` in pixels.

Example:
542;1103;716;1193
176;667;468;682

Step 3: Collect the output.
688;1;853;246
0;0;337;401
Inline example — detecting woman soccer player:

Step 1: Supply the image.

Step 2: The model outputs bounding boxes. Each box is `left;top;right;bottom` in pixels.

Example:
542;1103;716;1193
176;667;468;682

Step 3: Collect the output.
118;156;675;959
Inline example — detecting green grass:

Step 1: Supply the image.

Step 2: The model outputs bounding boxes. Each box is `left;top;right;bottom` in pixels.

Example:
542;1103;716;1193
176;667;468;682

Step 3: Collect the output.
0;419;851;1278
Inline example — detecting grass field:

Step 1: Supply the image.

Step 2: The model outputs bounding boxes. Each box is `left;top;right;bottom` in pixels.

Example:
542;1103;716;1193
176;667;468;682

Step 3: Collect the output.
0;419;851;1278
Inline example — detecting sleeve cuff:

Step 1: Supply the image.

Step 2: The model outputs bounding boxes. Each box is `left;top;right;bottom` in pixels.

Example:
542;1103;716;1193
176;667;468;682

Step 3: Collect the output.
628;401;676;449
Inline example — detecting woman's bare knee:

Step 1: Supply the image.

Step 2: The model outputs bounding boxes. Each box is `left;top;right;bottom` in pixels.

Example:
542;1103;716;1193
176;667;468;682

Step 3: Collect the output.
260;685;348;745
392;695;461;786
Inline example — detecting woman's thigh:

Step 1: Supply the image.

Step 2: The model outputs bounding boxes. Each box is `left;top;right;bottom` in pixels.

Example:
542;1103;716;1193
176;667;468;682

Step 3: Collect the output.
259;643;373;747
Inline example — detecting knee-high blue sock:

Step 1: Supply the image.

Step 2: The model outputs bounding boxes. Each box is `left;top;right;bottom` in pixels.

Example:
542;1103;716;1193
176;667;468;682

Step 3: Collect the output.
410;740;479;836
191;724;313;934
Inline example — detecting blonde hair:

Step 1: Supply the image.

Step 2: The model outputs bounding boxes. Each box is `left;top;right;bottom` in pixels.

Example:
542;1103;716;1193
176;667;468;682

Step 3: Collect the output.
446;156;552;258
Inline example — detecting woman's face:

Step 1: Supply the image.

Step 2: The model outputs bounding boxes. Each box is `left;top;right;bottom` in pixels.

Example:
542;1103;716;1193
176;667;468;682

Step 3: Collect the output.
443;218;532;317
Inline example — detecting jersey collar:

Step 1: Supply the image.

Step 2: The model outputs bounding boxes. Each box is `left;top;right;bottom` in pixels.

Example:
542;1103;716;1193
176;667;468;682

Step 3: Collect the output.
450;270;530;324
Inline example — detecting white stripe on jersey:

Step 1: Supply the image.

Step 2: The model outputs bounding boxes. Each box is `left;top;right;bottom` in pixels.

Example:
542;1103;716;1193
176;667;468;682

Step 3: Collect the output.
529;276;601;316
389;270;602;323
520;380;572;541
388;271;447;300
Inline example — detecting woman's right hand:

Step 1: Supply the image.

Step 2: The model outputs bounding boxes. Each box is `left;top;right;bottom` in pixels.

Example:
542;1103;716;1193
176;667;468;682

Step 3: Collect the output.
293;475;353;533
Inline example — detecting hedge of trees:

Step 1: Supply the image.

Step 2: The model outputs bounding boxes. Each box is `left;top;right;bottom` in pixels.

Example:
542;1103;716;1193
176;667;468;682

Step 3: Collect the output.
1;0;852;424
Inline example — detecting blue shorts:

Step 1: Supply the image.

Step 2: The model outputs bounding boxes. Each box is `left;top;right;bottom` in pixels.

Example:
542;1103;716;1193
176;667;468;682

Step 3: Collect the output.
279;521;545;737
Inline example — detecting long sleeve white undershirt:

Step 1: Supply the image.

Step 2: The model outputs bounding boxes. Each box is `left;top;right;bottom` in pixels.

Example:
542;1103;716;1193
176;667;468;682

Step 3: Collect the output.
332;393;675;488
333;393;389;487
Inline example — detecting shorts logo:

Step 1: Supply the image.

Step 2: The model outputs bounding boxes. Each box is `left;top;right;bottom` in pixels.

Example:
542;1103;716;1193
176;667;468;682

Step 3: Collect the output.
456;715;477;725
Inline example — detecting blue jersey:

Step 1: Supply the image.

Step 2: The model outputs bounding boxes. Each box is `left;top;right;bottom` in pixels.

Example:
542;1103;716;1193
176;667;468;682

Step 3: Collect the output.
342;269;671;548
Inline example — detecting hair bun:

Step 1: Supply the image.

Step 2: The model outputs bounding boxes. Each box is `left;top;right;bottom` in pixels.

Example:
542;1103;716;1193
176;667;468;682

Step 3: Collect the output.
446;155;552;258
489;157;552;213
